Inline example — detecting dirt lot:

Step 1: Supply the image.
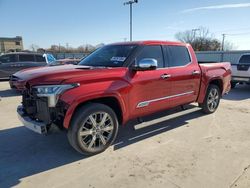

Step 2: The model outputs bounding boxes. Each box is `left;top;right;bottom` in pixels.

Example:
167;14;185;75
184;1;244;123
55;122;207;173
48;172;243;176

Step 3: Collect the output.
0;81;250;188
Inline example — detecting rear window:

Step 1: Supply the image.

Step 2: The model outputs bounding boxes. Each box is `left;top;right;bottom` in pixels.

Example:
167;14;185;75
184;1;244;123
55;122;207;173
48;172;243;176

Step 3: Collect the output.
167;46;191;67
19;54;35;62
35;55;46;62
239;55;250;64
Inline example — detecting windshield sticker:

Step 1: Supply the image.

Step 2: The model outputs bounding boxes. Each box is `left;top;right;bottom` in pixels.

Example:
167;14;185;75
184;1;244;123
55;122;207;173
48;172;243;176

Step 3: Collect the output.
110;57;126;62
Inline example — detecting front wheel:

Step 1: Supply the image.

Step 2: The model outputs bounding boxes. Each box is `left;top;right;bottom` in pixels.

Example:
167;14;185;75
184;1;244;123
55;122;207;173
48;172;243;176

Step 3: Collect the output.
199;84;221;114
67;103;119;155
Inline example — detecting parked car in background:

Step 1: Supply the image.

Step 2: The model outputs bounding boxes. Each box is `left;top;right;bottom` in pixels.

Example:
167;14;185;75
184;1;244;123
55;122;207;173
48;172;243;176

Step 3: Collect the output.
0;52;47;80
231;54;250;88
16;41;231;155
9;53;80;90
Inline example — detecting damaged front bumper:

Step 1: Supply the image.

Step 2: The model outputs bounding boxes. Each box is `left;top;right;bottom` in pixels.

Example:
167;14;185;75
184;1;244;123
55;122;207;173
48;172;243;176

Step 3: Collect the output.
17;105;48;134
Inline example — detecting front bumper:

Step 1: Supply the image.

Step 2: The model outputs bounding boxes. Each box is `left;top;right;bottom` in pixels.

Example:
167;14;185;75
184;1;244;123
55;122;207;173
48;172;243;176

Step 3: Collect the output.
17;105;47;134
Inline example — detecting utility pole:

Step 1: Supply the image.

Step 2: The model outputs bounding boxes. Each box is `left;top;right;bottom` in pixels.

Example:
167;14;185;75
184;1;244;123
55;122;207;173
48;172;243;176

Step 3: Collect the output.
124;0;138;41
221;34;226;51
192;28;200;50
192;28;200;40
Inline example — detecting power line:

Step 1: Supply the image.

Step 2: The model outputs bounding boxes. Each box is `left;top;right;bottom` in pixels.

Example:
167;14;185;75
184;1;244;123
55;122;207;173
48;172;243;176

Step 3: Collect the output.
225;32;250;36
214;27;250;33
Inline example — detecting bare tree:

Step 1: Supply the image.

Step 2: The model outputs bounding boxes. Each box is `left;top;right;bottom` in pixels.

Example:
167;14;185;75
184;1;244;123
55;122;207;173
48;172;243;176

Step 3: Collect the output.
223;41;237;51
46;44;97;54
175;27;235;51
30;44;40;52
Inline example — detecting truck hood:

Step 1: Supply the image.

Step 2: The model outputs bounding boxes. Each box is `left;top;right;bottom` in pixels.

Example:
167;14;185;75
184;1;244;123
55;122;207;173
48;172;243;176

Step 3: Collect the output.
13;65;128;86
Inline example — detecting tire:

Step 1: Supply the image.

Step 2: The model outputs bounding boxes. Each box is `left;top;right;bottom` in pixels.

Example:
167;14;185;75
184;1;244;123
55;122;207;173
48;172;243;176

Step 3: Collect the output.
200;84;221;114
231;81;237;89
67;103;119;155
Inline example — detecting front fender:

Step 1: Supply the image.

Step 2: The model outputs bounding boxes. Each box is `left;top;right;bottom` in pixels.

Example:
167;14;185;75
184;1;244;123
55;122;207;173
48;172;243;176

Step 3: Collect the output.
62;91;128;129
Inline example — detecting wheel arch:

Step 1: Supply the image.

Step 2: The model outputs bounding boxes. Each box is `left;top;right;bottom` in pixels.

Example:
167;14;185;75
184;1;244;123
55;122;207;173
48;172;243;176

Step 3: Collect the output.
64;95;125;129
197;77;223;104
209;79;223;94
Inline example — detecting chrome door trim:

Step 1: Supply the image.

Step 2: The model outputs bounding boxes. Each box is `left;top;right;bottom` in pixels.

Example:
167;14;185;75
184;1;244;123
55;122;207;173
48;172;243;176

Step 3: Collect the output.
137;91;194;108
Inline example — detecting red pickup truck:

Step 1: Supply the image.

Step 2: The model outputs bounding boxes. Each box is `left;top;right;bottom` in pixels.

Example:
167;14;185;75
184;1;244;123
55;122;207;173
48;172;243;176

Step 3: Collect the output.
16;41;231;155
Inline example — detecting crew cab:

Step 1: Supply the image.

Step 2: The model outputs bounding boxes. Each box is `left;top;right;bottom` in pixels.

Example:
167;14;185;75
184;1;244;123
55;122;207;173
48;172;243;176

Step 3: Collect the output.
231;54;250;88
9;54;80;90
16;41;231;155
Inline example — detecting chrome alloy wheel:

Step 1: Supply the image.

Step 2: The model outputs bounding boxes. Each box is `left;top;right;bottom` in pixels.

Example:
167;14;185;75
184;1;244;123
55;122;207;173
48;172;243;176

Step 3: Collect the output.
207;88;219;111
78;112;114;151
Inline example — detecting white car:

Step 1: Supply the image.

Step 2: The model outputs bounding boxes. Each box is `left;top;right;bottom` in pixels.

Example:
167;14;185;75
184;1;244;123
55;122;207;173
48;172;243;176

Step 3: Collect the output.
231;54;250;88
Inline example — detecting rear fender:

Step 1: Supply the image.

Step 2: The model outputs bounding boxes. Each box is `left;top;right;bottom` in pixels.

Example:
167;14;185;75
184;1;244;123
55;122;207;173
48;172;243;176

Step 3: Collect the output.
197;77;223;104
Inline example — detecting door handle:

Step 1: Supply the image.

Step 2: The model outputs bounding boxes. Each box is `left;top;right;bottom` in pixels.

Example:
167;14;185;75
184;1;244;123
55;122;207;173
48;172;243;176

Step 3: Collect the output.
161;74;171;79
192;70;200;75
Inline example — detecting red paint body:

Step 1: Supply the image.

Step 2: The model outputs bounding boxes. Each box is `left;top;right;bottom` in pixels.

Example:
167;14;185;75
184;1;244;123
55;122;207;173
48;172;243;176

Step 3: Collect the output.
14;41;231;129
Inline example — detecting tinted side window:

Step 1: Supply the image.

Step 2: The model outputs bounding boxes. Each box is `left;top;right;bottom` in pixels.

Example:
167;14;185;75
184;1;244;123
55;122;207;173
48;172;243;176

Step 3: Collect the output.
19;54;35;62
168;46;191;67
136;46;164;68
239;55;250;64
0;54;16;63
35;55;46;62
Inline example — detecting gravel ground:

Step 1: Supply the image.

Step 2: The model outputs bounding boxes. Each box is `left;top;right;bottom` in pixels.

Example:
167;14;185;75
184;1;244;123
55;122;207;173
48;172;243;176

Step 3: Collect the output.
0;81;250;188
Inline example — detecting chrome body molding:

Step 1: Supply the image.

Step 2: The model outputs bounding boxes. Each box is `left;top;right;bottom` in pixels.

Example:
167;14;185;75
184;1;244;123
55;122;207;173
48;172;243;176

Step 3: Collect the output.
136;91;195;108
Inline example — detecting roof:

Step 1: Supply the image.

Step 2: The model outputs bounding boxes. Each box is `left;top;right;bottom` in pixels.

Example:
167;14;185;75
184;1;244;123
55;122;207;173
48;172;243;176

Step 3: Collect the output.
109;40;187;46
0;36;22;42
2;52;43;56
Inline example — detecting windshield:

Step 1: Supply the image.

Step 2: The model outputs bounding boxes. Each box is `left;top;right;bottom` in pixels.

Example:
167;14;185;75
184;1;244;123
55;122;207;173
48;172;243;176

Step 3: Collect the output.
79;45;137;67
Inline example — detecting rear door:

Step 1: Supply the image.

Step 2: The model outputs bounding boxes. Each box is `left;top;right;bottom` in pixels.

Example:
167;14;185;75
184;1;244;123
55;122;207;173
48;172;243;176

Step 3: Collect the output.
35;54;47;66
129;45;172;118
18;54;36;69
0;54;18;78
164;45;201;106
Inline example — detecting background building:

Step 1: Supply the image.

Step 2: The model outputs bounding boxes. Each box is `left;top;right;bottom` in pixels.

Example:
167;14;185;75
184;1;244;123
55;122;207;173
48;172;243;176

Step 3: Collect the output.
0;36;23;53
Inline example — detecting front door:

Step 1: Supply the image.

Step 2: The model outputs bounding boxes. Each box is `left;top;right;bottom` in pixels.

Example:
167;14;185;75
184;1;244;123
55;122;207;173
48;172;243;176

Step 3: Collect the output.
128;45;172;118
18;54;36;70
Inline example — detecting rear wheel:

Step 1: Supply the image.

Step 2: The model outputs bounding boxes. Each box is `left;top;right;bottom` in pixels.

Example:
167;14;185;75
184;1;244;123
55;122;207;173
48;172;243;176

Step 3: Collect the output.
67;103;119;155
200;84;221;114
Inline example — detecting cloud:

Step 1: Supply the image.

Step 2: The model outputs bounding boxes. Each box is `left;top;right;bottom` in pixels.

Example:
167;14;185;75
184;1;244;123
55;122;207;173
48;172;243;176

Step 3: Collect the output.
165;21;185;31
182;3;250;13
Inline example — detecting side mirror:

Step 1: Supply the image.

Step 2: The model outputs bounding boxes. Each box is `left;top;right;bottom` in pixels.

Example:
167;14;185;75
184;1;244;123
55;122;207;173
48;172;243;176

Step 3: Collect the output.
132;58;158;71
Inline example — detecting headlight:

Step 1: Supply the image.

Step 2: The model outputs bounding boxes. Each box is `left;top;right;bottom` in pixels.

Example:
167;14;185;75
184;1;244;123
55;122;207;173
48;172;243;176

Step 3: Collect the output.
33;84;79;107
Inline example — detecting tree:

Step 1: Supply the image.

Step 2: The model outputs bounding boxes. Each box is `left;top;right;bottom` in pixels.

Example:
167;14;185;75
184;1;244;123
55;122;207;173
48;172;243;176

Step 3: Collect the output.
46;44;97;54
175;27;235;51
30;44;40;52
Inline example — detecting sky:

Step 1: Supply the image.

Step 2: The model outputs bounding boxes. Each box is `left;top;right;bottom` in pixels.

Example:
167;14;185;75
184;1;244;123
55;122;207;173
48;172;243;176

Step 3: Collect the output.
1;0;250;50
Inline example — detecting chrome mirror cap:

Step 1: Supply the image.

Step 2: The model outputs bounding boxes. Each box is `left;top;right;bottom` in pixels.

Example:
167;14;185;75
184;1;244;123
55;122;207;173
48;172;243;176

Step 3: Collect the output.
133;58;158;71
